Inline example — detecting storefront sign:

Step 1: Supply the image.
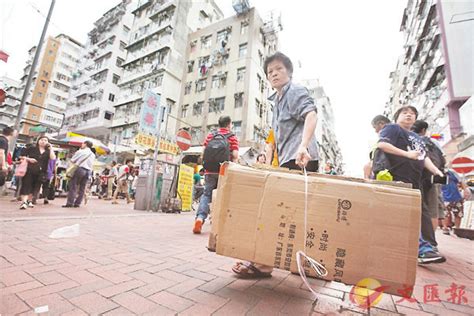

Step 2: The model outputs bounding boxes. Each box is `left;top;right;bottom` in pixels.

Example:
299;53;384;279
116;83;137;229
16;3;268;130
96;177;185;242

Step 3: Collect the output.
135;133;179;155
177;164;194;212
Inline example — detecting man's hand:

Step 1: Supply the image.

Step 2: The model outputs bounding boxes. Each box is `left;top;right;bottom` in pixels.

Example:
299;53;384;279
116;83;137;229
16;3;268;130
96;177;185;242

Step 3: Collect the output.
404;150;420;160
28;158;38;164
295;145;311;168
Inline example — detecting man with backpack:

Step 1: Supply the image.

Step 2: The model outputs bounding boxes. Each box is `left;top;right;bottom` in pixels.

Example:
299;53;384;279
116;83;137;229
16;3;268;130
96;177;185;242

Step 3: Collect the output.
412;120;446;244
193;116;239;234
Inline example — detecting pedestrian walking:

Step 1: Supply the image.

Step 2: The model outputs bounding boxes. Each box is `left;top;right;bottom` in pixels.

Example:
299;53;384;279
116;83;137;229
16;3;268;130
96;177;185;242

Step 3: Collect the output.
412;120;447;244
233;52;319;278
63;141;95;208
0;127;16;196
377;105;446;264
104;161;118;200
441;170;471;234
112;159;133;204
193;115;239;234
19;136;56;209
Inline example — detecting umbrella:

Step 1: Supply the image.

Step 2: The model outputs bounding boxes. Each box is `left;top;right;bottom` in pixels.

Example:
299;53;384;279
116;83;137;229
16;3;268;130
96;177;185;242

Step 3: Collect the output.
62;132;110;155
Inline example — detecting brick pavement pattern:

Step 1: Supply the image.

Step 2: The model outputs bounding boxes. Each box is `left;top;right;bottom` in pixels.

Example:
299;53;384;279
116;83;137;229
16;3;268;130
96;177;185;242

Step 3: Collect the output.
0;196;473;315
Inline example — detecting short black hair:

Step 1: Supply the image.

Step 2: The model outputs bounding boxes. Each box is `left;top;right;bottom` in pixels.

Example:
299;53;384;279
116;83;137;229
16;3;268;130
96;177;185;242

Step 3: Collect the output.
125;159;133;164
2;126;14;136
371;115;390;127
84;140;93;148
218;116;232;128
393;106;418;122
199;168;204;173
263;52;293;78
412;120;429;134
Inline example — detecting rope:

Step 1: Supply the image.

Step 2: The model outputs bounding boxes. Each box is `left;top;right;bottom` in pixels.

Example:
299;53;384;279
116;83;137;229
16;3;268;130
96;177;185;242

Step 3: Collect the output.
296;167;328;296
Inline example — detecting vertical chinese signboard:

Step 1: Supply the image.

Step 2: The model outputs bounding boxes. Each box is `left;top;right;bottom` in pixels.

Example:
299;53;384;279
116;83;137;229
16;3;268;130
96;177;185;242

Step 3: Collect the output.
177;164;194;212
139;90;161;135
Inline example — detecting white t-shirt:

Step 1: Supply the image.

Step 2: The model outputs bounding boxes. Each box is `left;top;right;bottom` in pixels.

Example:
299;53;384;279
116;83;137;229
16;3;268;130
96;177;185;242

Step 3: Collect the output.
117;165;130;180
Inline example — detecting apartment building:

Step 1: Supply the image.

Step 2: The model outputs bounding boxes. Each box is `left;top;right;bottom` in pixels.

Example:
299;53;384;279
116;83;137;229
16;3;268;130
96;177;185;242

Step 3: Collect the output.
110;0;224;147
176;7;281;147
386;0;473;158
61;0;133;143
19;34;82;135
301;79;344;173
0;76;22;130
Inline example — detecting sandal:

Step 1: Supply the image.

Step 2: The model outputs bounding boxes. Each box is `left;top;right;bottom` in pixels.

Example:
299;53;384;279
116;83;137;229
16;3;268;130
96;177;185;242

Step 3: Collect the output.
232;262;272;279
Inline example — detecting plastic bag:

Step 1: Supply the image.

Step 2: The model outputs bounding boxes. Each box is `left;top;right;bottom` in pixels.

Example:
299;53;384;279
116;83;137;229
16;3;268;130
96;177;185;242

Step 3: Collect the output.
49;224;80;239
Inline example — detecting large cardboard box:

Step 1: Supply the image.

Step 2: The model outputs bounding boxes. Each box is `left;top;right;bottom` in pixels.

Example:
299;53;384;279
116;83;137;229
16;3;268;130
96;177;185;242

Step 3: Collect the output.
211;163;421;296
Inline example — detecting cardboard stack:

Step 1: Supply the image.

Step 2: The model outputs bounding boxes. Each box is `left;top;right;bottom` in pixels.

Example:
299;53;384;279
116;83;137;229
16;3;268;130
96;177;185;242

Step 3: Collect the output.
209;163;421;296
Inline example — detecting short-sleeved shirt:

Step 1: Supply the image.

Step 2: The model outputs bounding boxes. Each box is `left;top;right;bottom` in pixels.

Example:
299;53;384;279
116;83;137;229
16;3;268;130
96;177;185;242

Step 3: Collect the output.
117;165;130;180
203;127;239;174
23;146;50;174
193;173;202;185
378;123;426;188
269;81;319;166
442;171;462;202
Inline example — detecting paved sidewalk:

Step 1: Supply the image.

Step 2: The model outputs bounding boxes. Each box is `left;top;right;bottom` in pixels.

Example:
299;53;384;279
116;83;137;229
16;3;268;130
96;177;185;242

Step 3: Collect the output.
1;196;473;315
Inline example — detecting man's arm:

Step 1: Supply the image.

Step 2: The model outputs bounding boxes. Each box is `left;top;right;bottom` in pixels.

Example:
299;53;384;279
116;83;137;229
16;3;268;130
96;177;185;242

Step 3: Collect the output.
231;150;239;163
424;156;443;177
296;111;317;168
377;142;420;160
265;142;274;165
0;149;6;171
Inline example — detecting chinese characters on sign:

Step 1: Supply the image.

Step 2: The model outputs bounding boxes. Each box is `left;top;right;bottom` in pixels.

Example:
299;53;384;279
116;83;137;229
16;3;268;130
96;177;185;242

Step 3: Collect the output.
134;133;179;155
139;90;161;135
177;164;194;212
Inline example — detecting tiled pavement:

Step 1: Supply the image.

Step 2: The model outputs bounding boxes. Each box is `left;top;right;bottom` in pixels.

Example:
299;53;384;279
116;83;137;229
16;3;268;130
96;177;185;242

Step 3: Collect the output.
0;195;473;315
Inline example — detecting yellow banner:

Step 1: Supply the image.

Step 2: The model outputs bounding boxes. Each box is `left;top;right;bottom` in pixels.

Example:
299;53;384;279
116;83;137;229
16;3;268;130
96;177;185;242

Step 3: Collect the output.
134;133;179;155
177;164;194;212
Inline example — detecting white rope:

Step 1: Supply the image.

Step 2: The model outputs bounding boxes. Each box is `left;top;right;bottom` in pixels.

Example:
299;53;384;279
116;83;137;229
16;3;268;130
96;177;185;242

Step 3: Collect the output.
296;167;328;296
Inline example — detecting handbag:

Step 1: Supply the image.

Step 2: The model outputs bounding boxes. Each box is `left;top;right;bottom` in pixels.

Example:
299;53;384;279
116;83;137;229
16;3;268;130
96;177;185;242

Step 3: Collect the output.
65;152;93;179
15;160;28;177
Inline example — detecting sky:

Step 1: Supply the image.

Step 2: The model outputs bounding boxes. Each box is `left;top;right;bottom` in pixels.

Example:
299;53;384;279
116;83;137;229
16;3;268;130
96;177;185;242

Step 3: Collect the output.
0;0;407;177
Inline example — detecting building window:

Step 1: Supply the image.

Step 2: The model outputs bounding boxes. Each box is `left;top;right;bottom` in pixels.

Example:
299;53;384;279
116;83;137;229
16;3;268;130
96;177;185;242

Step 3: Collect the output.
116;57;124;67
253;126;261;142
187;60;194;73
211;74;227;89
216;28;231;43
256;99;263;118
237;67;245;82
120;41;126;52
234;93;243;108
201;35;212;49
257;74;264;93
241;22;249;35
209;97;225;113
193;102;203;115
37;92;43;98
258;50;264;67
48;49;54;55
166;99;175;114
181;104;189;118
195;79;207;92
108;93;115;102
40;80;46;88
233;121;242;137
43;71;49;77
112;74;120;84
239;43;247;58
104;111;113;120
184;82;192;95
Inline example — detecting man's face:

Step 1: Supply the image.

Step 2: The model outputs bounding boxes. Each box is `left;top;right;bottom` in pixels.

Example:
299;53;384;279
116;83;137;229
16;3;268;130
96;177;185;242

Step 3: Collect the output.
81;143;87;149
396;109;417;128
266;60;291;90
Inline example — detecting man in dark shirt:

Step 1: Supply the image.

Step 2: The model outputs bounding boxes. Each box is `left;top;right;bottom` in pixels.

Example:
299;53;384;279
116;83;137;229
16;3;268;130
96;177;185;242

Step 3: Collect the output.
378;106;446;264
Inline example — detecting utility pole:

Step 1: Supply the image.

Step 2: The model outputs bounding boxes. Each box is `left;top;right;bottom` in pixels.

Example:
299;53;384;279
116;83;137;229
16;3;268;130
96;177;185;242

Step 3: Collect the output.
10;0;56;150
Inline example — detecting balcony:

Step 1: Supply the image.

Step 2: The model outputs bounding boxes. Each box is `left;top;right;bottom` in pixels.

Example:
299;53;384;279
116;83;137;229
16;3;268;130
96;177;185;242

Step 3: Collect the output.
115;92;143;106
121;61;166;85
128;19;173;48
111;115;139;128
124;37;171;67
148;0;176;20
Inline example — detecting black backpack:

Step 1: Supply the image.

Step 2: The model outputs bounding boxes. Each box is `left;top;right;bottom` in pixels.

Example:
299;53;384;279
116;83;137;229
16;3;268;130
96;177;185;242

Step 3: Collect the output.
423;137;446;171
372;148;392;178
203;132;233;173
